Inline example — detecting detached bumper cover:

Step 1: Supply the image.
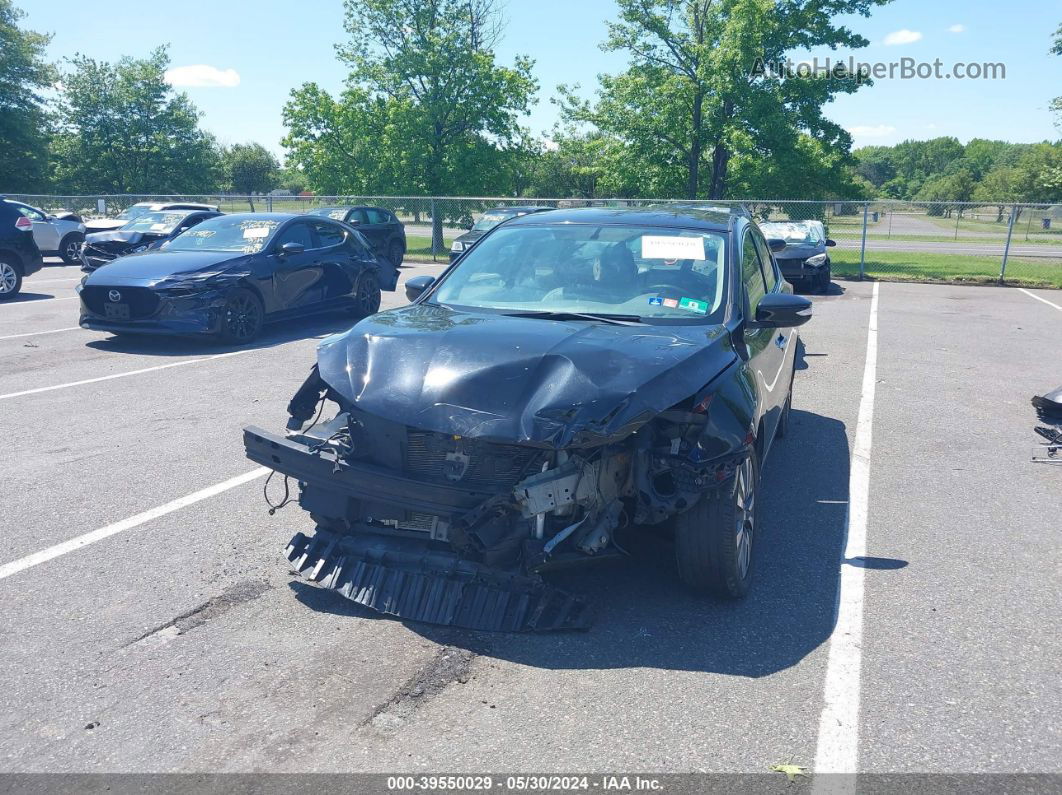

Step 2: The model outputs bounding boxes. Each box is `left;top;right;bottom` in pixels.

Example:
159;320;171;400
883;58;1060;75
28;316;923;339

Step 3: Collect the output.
285;529;591;631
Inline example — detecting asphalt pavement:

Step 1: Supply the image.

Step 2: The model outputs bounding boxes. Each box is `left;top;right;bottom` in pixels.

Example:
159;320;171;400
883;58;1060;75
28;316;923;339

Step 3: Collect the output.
0;264;1058;781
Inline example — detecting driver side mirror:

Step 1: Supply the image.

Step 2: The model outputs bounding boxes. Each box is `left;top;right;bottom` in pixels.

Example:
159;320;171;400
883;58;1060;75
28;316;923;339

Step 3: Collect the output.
405;275;435;302
767;238;787;253
279;241;305;256
825;239;837;247
752;293;812;328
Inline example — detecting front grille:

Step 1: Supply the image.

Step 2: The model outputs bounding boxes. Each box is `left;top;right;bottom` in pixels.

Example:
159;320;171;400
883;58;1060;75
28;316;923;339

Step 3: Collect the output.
776;257;805;270
81;285;160;319
405;430;542;489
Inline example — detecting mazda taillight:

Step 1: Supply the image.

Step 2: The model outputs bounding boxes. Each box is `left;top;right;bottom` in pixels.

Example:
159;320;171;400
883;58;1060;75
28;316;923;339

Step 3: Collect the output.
14;217;32;231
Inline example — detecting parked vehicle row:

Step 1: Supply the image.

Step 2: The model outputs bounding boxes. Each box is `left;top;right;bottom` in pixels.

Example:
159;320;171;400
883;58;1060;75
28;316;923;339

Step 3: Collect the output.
0;199;45;299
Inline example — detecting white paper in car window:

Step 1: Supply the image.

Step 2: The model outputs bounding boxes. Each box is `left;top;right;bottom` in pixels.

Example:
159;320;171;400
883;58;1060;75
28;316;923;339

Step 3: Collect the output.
150;223;167;231
642;235;705;261
243;227;270;239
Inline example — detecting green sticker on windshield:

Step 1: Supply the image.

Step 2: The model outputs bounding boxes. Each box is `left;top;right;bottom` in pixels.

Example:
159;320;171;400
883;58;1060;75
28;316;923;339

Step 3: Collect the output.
679;297;708;315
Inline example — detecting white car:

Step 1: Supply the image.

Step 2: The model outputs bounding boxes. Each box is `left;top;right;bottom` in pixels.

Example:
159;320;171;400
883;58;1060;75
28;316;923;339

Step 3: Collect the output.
84;202;221;234
2;199;87;264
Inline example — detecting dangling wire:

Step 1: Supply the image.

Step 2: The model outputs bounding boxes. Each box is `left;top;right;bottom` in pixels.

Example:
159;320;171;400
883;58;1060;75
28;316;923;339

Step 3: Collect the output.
264;470;293;515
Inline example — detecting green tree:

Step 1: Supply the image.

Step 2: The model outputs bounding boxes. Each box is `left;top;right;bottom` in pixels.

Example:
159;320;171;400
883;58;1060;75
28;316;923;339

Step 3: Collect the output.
1051;23;1061;127
560;0;890;200
973;166;1019;222
0;0;55;191
223;142;280;210
52;47;221;194
284;0;537;248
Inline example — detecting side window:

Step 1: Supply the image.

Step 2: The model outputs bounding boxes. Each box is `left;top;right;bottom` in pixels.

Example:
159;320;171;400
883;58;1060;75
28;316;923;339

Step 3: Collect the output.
274;222;314;250
751;230;779;292
311;221;345;248
347;230;373;257
366;208;388;225
741;229;766;314
177;216;203;235
347;209;368;226
15;204;45;221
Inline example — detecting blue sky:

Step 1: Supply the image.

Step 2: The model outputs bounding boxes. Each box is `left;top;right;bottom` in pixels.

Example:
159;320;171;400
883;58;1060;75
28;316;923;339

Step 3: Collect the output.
22;0;1062;158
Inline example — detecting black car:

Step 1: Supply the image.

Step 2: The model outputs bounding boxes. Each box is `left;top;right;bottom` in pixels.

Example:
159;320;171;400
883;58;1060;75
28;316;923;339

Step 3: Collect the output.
306;206;406;266
80;209;223;272
79;213;398;344
758;220;836;293
0;200;44;300
244;206;811;631
449;205;554;261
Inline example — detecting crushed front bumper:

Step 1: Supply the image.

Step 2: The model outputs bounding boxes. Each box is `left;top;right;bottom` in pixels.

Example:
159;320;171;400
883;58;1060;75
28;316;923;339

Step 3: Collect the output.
244;426;592;631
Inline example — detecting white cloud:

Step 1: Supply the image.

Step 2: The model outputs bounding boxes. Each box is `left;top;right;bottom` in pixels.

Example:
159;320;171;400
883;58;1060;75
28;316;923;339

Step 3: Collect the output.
927;123;938;130
848;124;897;139
883;29;923;46
164;64;240;88
947;24;965;33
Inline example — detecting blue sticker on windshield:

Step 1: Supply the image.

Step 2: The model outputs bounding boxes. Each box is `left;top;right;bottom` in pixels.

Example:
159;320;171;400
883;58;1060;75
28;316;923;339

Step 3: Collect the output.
648;296;664;306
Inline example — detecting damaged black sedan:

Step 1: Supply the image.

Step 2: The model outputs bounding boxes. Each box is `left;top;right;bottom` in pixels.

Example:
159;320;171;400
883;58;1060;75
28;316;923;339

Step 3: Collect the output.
245;206;811;631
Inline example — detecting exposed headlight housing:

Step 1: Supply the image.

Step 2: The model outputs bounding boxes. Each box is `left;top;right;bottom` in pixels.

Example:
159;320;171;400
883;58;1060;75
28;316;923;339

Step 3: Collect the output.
450;241;465;253
805;253;828;267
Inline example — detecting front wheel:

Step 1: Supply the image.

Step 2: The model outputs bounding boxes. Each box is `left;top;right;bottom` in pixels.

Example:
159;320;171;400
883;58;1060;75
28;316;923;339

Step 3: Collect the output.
818;265;832;294
388;240;404;267
218;287;264;345
352;270;381;316
0;259;22;300
59;233;85;264
674;452;759;598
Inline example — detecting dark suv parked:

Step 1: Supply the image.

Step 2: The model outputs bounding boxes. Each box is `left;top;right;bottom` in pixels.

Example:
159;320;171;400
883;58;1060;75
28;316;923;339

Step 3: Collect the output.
449;206;554;261
0;200;44;300
307;206;406;266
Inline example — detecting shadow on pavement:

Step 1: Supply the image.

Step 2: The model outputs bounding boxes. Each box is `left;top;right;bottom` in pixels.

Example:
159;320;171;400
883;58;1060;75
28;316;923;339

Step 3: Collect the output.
84;311;362;358
1;292;60;304
290;408;903;677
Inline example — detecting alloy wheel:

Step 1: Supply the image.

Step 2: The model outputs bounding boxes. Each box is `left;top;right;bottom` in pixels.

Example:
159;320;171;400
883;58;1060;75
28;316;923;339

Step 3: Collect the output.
225;293;260;341
0;262;17;294
64;239;81;261
734;457;756;578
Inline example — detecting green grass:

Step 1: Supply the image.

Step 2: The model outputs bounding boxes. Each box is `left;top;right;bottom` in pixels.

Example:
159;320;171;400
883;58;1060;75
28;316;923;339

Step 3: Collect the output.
405;234;455;260
831;248;1062;288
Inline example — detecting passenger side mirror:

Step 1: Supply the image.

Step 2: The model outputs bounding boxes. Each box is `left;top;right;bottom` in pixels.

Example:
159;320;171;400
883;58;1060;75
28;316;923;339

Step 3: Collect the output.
753;293;812;328
825;238;837;247
279;241;305;256
405;275;435;302
767;238;787;253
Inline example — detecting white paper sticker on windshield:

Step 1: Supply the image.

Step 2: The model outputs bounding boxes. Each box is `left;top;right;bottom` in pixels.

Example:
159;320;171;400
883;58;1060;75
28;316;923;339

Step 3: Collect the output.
243;227;270;239
150;223;167;231
642;235;705;261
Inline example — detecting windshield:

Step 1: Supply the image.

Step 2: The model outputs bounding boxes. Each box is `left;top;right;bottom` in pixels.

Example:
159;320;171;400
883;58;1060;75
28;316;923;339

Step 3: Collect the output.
760;221;824;246
472;211;517;232
164;216;282;253
121;211;190;234
308;207;348;221
430;223;728;322
115;204;155;221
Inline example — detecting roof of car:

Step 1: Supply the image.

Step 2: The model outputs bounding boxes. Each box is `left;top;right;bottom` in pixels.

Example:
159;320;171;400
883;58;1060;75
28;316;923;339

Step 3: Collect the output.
206;212;301;221
488;206;554;214
309;205;390;212
504;205;740;231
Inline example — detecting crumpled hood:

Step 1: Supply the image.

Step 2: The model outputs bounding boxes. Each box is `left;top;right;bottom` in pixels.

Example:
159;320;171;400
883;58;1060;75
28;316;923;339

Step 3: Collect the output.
85;230;146;246
84;249;250;284
84;218;128;233
774;242;825;260
317;304;737;448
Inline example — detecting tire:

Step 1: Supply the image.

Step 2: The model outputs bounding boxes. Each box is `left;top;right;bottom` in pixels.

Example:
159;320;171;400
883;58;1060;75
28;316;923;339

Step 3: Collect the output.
352;270;381;316
59;233;84;265
818;265;832;294
0;258;22;300
218;287;264;345
388;240;404;267
674;451;759;598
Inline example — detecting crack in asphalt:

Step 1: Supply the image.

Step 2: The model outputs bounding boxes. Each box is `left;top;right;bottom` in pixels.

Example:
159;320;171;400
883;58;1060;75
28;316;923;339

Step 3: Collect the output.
125;579;272;647
365;645;478;733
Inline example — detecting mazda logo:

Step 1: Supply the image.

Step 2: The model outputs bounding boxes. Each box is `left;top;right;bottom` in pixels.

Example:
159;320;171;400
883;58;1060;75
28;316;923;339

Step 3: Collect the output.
108;290;122;302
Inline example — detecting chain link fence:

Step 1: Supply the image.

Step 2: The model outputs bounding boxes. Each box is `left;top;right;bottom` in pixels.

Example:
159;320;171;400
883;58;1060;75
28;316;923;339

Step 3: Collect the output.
8;194;1061;288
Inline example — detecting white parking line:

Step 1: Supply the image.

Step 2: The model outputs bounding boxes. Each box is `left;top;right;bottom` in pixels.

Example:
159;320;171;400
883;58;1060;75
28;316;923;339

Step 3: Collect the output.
24;277;81;285
1018;288;1062;312
0;326;80;341
0;349;253;400
0;468;269;582
1;296;78;307
813;281;879;786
